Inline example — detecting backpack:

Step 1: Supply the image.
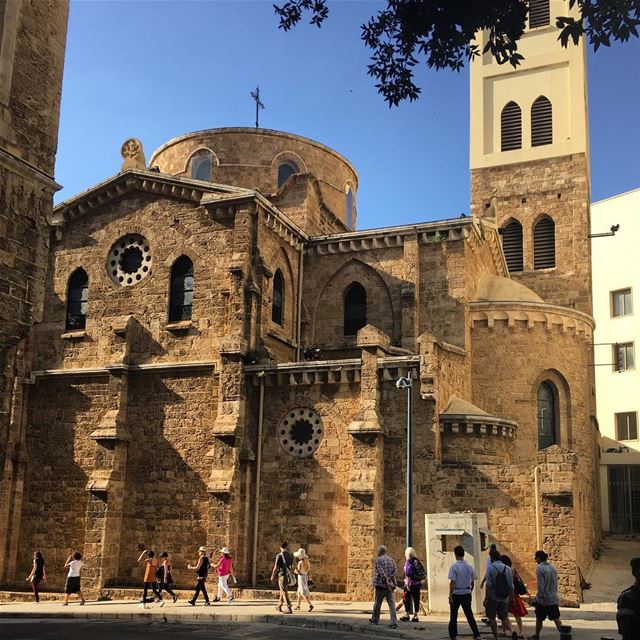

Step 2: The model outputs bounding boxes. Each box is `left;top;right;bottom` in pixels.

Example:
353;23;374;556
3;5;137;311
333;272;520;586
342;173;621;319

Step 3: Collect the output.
493;565;509;599
412;558;426;582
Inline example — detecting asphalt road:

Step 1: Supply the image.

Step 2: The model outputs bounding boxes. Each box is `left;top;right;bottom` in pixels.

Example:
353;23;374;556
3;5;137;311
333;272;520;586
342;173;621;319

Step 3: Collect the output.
0;619;401;640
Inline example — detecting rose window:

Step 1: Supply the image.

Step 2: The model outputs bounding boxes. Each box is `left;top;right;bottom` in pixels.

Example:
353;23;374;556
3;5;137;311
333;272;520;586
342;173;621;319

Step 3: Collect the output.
278;408;324;458
107;235;152;286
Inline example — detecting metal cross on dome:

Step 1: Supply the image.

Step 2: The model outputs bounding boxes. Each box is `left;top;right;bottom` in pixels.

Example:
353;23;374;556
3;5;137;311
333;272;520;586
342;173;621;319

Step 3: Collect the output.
250;86;264;129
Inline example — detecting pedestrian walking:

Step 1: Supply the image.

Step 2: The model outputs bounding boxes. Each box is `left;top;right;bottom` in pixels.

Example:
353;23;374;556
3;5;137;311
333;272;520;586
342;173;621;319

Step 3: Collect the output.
616;556;640;640
270;541;294;614
137;549;164;608
501;554;528;639
157;551;178;603
399;546;424;622
212;546;236;603
63;551;85;606
369;544;399;629
530;550;563;639
484;547;514;640
447;545;481;640
187;546;211;606
293;548;314;612
26;551;46;603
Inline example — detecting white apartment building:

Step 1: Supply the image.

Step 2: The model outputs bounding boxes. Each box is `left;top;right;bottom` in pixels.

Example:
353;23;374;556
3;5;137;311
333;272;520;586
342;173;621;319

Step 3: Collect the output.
592;188;640;534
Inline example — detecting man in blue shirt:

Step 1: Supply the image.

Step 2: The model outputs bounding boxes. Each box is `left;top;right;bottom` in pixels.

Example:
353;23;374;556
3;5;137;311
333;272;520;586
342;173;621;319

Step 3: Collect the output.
448;545;481;640
532;550;563;639
484;548;514;640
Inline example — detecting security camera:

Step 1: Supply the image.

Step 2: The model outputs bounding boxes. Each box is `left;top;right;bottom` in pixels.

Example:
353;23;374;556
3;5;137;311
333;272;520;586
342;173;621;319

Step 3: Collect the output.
396;377;411;389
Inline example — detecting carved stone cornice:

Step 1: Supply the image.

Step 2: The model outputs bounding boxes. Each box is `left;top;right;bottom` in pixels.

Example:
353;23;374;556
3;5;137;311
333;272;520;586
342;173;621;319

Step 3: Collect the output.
470;301;594;339
263;208;305;250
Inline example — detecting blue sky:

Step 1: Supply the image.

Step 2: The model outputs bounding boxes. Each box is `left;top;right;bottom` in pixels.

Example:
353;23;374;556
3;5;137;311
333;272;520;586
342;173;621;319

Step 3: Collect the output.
56;0;640;229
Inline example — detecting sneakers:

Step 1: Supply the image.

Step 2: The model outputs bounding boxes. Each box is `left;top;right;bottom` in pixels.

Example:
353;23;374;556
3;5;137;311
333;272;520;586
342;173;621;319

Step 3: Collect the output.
187;600;195;606
389;623;398;628
368;619;378;625
212;597;220;602
228;598;235;603
204;601;211;606
412;616;419;622
399;616;410;621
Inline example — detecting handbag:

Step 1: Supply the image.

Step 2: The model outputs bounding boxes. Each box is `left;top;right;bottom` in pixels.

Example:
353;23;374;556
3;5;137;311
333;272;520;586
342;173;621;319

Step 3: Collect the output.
286;566;297;588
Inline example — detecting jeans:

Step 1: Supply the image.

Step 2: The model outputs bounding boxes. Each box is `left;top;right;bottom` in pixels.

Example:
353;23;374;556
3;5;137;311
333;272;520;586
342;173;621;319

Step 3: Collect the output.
143;581;163;603
278;575;292;609
192;577;209;603
159;581;176;597
371;587;398;624
218;574;233;599
448;593;480;639
403;585;421;615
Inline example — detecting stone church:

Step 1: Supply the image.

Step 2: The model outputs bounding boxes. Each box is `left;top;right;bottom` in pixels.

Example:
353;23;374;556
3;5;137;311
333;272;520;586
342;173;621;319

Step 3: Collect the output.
1;1;600;603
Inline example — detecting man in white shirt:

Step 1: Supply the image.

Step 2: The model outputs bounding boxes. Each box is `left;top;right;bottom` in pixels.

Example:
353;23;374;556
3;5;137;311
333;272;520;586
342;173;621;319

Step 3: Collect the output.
448;545;481;640
532;550;563;639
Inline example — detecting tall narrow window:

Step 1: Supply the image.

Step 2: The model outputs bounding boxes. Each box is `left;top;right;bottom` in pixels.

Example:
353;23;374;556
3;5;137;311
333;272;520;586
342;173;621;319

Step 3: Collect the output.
533;216;556;269
191;153;213;181
66;268;88;330
529;0;550;28
537;381;557;450
531;96;552;146
277;162;298;188
345;186;354;229
272;269;284;325
344;282;366;336
501;220;524;272
501;102;522;151
169;256;194;322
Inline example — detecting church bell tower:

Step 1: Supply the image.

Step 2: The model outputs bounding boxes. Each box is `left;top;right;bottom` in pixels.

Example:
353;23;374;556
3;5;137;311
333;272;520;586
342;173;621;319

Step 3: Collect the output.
469;0;592;314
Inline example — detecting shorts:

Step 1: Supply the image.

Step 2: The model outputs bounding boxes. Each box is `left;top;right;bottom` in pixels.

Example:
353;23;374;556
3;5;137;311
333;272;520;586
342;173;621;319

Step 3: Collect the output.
485;598;509;620
65;576;81;594
534;602;561;621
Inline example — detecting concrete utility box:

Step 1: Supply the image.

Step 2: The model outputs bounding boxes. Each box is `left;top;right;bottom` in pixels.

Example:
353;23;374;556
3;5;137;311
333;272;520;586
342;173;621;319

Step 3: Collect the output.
425;512;489;614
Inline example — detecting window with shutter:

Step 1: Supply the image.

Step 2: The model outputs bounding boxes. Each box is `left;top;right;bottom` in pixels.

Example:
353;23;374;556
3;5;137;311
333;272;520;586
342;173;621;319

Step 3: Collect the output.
531;96;553;146
537;381;558;450
501;102;522;151
272;269;284;325
533;216;555;269
529;0;550;28
501;220;524;272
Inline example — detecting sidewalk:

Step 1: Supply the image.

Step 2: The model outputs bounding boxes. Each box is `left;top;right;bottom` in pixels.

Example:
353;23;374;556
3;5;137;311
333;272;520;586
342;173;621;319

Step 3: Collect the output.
0;597;619;639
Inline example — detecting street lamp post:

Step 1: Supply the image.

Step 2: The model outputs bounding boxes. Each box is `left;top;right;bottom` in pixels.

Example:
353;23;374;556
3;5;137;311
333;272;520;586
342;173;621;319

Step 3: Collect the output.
396;370;413;548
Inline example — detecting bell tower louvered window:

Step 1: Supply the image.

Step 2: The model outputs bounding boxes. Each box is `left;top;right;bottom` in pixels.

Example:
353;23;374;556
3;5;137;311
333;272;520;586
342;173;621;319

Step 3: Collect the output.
501;220;524;272
344;282;366;336
529;0;550;28
531;96;552;146
272;269;284;325
66;268;88;330
501;102;522;151
533;216;556;269
169;256;194;322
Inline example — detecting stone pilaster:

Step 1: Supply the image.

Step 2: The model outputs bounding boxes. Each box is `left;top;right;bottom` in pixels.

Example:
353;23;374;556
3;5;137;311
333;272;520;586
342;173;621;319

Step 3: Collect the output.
345;326;387;598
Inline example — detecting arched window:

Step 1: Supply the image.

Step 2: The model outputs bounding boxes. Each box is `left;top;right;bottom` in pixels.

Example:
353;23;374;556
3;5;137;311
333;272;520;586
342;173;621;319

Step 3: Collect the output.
66;268;88;330
537;381;558;449
533;216;556;269
169;256;194;322
344;282;366;336
501;220;524;272
277;162;298;189
345;186;354;229
501;102;522;151
272;269;284;325
531;96;552;147
191;152;213;181
529;0;550;28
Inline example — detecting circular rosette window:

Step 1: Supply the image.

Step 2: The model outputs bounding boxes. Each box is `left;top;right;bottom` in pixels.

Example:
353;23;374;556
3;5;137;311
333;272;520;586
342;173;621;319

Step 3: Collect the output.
107;234;152;286
278;408;324;458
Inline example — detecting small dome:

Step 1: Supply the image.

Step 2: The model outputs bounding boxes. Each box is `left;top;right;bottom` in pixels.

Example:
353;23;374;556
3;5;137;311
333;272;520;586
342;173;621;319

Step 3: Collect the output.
474;274;543;303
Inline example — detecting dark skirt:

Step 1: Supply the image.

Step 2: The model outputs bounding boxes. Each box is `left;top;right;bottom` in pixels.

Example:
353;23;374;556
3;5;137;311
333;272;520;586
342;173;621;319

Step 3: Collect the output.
65;576;81;594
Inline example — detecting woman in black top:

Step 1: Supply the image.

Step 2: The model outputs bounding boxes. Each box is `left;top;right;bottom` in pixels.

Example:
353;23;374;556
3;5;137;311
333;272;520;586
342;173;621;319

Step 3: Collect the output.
26;551;46;603
187;546;211;606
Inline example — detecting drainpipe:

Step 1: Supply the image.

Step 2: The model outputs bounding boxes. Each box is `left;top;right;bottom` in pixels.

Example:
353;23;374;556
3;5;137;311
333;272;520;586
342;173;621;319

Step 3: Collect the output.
295;243;304;361
534;465;542;548
251;375;265;586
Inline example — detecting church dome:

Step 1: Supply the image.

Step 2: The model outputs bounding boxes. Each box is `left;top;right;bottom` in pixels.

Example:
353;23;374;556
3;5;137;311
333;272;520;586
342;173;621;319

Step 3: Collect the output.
473;274;543;303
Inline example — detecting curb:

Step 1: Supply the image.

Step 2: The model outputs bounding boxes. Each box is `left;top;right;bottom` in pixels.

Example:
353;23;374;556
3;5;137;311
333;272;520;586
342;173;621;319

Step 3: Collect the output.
0;611;416;639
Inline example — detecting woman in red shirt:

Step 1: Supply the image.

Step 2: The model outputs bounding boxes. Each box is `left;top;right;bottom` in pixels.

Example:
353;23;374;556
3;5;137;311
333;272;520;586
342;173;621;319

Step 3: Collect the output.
212;547;236;603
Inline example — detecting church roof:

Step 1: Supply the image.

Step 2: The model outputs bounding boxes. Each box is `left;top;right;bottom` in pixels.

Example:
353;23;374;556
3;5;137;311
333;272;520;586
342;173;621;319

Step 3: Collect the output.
473;274;544;303
441;396;490;418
